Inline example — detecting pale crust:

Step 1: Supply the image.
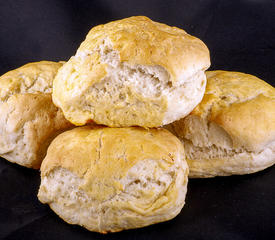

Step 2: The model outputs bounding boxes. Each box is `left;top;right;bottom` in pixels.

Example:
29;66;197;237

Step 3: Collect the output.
53;16;210;127
0;61;73;168
40;126;189;232
166;70;275;177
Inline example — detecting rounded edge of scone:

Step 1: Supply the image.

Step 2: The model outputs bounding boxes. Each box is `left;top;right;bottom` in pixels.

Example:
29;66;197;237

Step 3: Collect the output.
38;126;189;233
0;61;64;102
53;16;210;127
0;61;73;169
0;93;73;169
166;70;275;178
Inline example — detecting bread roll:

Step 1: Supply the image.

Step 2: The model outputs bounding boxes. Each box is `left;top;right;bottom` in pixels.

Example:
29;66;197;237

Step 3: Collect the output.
53;16;210;127
38;126;188;233
0;61;73;168
166;71;275;178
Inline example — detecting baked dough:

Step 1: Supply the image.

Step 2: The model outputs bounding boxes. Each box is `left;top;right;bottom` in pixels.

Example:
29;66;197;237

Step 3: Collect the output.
166;70;275;177
53;16;210;127
38;126;188;233
0;61;73;168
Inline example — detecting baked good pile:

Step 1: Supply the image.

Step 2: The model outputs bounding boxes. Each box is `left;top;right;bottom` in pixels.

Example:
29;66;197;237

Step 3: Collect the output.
0;16;274;233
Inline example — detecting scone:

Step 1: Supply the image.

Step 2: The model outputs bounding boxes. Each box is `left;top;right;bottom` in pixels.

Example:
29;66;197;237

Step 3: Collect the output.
166;70;275;178
53;16;210;127
38;126;188;233
0;61;73;169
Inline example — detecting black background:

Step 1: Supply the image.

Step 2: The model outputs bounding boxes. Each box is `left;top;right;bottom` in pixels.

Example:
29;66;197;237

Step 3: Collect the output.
0;0;274;239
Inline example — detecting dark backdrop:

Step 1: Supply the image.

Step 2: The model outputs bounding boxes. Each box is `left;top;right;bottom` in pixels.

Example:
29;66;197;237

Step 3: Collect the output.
0;0;274;240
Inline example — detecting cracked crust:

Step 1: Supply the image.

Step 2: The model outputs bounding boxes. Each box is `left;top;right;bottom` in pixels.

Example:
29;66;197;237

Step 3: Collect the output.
38;126;188;232
166;70;275;177
0;61;73;169
53;16;210;127
0;61;64;102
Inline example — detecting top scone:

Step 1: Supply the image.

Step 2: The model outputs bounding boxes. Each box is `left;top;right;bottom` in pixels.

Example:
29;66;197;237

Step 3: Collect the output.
53;16;210;127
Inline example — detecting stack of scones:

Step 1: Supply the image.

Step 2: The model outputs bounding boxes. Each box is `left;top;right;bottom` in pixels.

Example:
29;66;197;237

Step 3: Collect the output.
0;16;274;233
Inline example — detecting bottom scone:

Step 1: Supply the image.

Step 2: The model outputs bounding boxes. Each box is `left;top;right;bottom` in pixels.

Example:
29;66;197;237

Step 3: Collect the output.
38;126;188;233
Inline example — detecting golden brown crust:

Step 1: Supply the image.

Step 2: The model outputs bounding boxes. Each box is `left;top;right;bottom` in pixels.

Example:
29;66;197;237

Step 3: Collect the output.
42;126;184;182
0;61;64;102
213;94;275;152
192;70;275;152
79;16;210;83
